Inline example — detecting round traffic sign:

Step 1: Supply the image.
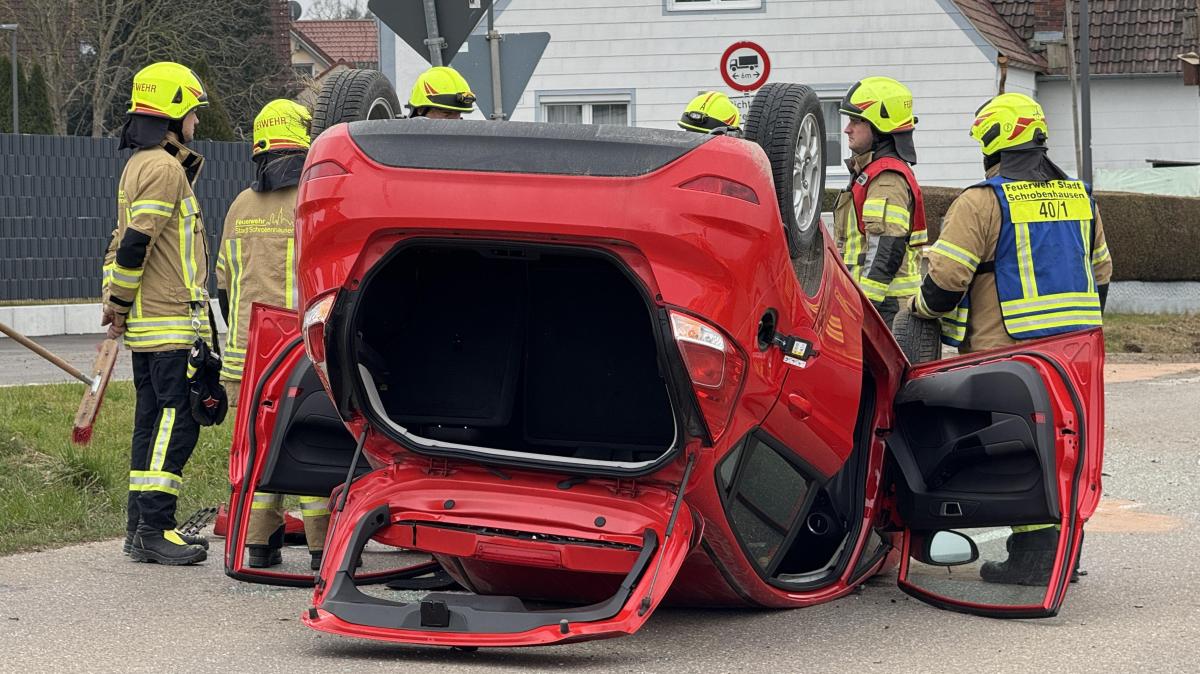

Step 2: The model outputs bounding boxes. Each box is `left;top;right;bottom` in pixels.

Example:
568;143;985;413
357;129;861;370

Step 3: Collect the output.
720;41;771;92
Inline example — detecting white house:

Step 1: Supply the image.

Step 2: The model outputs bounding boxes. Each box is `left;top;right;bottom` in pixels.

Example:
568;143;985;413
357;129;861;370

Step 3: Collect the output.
378;0;1200;188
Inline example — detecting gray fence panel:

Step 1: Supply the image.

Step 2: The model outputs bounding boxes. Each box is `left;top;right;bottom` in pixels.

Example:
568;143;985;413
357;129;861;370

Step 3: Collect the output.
0;133;256;302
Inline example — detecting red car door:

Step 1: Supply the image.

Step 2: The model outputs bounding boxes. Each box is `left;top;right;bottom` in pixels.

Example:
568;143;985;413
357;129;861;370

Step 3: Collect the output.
889;328;1105;617
225;303;436;585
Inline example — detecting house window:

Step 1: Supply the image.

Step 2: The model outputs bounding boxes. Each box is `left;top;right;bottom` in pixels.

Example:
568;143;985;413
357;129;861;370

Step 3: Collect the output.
667;0;764;11
539;92;633;126
293;63;315;79
819;97;850;179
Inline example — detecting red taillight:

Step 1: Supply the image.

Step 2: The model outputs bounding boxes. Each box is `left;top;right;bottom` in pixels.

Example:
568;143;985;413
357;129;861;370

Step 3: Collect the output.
670;311;746;442
302;292;337;392
679;175;759;204
300;160;348;184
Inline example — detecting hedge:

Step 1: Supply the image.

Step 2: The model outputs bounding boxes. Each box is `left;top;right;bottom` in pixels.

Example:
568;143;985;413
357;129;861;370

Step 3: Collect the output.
823;186;1200;282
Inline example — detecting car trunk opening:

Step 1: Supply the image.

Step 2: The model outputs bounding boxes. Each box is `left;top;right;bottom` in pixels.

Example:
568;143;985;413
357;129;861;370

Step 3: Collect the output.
350;242;679;472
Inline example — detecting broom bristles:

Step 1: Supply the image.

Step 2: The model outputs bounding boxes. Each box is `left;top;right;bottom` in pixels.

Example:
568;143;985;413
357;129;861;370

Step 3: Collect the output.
72;425;94;445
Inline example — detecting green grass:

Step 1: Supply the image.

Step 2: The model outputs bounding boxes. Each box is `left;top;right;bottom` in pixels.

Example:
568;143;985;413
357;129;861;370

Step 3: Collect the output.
0;381;232;555
1104;313;1200;355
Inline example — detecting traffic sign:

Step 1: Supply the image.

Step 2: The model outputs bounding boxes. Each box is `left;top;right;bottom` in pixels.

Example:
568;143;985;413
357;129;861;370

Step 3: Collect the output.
720;41;770;92
453;32;551;120
370;0;492;65
728;92;754;121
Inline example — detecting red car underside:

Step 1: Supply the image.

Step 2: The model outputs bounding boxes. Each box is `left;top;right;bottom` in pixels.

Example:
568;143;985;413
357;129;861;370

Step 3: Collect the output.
226;119;1104;647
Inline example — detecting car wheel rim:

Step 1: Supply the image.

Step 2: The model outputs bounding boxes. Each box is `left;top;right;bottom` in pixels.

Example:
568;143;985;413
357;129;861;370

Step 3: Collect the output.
367;97;395;121
792;113;823;234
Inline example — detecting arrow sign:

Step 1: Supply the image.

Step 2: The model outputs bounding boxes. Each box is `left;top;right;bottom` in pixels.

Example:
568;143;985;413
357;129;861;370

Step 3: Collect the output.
370;0;493;65
452;32;550;119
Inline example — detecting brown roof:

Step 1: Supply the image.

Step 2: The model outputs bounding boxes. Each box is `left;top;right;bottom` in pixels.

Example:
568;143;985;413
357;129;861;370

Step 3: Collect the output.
292;20;379;67
992;0;1199;75
953;0;1050;70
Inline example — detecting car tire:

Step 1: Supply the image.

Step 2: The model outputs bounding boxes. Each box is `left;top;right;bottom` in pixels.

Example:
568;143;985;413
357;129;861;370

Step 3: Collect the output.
891;306;942;364
742;83;827;263
311;69;401;137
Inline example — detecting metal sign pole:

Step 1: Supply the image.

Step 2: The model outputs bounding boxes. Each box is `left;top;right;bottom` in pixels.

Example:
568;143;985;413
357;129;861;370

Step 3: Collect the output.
1079;0;1092;184
421;0;445;66
487;3;504;120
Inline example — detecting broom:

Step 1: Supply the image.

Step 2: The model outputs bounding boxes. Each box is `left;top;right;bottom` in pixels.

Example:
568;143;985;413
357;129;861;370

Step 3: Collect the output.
0;321;120;445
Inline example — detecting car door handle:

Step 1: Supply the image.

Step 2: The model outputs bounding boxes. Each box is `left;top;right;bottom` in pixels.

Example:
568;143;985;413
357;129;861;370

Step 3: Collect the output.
786;393;813;420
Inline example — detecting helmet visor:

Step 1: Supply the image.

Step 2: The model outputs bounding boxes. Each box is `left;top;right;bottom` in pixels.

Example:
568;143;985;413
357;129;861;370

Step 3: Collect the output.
428;91;476;111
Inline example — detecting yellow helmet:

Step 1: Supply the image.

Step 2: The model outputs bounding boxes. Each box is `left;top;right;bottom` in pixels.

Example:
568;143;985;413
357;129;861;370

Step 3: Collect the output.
970;92;1049;156
408;66;476;114
252;99;312;156
678;92;741;133
838;76;916;134
128;62;208;120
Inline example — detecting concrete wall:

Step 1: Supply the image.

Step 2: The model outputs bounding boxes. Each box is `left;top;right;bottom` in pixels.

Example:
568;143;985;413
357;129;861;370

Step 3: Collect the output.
1038;76;1200;177
384;0;1018;187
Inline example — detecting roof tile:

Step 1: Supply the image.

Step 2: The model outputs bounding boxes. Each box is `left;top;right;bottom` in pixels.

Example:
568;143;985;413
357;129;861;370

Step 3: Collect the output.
992;0;1199;75
292;19;379;67
954;0;1050;70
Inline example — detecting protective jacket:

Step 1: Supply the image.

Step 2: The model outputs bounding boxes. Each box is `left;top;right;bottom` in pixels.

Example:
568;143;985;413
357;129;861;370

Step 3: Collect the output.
834;151;926;303
103;136;210;352
914;165;1113;352
216;185;299;383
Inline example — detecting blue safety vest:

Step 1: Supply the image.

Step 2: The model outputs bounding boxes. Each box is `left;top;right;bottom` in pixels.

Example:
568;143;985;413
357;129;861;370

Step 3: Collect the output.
941;175;1102;347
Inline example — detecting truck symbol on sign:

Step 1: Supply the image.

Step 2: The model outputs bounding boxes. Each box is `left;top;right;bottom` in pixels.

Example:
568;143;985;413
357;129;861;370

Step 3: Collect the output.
728;54;760;76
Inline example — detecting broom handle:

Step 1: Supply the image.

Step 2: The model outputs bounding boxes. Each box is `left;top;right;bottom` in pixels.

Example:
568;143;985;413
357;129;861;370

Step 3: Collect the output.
0;321;93;385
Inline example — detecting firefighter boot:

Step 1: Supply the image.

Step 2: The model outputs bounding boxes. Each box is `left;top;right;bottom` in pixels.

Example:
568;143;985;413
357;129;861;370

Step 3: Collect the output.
980;527;1057;586
130;530;207;566
248;545;283;568
248;525;284;568
125;530;207;554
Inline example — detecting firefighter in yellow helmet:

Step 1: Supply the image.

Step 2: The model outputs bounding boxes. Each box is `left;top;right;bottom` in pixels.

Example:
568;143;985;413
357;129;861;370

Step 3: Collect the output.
101;61;213;565
678;92;741;134
908;92;1112;585
833;76;928;328
216;99;330;570
407;66;476;119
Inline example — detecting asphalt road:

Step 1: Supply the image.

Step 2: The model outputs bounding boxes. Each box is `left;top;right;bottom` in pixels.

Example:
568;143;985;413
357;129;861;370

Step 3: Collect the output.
0;364;1197;673
0;335;134;387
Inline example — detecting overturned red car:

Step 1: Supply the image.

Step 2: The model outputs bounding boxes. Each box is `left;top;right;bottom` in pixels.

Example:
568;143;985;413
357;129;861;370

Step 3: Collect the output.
224;75;1104;648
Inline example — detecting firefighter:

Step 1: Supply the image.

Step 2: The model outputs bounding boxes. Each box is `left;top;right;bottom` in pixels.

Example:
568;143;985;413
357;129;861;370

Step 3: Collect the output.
909;92;1112;585
833;77;928;328
101;62;211;565
678;92;741;134
216;99;330;570
406;66;476;119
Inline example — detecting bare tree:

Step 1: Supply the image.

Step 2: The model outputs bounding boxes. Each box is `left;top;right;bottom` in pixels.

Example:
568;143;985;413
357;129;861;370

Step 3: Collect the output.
1;0;293;137
0;0;83;134
305;0;372;20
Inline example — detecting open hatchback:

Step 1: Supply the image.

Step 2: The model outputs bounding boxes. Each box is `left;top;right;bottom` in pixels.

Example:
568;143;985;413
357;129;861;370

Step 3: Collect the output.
225;73;1106;648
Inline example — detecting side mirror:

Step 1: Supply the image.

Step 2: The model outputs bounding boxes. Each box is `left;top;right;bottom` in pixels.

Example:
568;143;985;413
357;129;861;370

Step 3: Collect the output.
925;530;979;566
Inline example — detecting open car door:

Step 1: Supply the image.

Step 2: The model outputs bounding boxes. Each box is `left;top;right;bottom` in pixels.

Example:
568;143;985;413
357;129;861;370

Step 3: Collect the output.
887;328;1104;618
225;303;437;586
